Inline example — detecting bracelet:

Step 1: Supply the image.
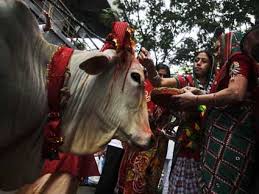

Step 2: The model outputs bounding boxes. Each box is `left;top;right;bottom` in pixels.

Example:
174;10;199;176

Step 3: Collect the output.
196;95;199;105
213;93;217;106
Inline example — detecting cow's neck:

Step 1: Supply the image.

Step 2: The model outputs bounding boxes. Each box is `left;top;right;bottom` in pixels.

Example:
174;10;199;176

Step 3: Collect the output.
60;59;121;152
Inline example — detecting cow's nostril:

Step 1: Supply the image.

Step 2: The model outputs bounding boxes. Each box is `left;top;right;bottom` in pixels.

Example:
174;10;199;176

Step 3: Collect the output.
131;72;141;84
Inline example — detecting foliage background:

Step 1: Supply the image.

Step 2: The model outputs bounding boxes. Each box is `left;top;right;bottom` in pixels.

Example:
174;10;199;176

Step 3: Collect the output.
101;0;259;73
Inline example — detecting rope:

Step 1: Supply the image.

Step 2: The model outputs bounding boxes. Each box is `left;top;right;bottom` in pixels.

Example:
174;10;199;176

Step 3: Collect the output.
29;0;104;50
45;0;104;46
31;0;85;48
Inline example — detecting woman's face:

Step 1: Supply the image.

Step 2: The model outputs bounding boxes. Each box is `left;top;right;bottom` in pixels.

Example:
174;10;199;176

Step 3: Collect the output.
158;68;169;78
193;52;211;78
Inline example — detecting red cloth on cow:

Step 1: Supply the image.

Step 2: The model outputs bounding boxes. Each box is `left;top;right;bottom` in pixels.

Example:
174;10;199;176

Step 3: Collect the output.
42;153;99;178
42;46;99;178
43;47;74;159
101;22;133;52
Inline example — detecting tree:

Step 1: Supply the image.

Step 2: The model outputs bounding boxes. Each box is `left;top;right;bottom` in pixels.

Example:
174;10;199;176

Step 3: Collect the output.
104;0;257;66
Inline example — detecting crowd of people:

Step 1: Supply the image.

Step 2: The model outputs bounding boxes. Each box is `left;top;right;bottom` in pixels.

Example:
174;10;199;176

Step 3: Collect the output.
93;26;258;194
38;9;258;194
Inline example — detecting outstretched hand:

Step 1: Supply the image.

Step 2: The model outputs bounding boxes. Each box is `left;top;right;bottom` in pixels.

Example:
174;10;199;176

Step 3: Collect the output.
170;88;197;109
183;86;205;95
43;10;51;32
138;47;155;69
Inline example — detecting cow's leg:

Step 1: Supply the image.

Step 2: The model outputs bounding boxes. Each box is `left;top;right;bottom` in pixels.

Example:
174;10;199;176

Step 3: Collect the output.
16;173;78;194
39;173;79;194
15;174;52;194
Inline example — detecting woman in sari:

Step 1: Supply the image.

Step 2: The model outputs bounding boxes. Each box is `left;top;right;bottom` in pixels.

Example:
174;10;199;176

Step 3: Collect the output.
172;31;257;193
240;23;259;193
139;49;216;194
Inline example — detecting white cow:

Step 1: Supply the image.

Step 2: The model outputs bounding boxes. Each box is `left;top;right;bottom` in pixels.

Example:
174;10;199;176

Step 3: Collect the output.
0;0;152;191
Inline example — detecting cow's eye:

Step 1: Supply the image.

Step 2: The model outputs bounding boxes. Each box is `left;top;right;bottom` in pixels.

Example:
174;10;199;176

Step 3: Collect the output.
131;72;141;84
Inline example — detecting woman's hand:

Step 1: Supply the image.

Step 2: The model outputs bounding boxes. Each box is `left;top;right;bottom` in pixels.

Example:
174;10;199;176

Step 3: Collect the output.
171;88;197;109
43;10;51;32
183;86;205;95
138;47;155;69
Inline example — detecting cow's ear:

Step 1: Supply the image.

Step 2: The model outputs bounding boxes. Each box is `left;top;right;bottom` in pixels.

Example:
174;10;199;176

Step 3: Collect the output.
78;49;117;75
79;55;109;75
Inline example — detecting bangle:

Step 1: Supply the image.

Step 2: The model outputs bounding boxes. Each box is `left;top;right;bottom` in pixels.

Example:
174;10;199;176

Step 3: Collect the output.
213;93;217;106
196;95;199;105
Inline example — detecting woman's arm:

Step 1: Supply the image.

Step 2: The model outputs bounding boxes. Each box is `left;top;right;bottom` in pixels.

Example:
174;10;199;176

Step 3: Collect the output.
173;75;248;108
138;47;178;87
197;75;248;106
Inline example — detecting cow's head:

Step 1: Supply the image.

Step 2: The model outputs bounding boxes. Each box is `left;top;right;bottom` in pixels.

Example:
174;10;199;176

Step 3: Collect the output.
60;48;153;154
59;22;153;154
101;50;153;148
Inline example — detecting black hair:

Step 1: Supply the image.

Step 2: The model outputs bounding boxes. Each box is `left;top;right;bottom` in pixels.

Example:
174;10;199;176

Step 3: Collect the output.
194;50;216;85
195;50;214;66
213;27;225;39
156;64;171;78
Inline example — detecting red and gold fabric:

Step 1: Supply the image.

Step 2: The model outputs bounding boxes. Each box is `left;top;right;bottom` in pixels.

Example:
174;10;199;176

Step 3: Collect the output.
42;153;99;178
117;80;168;194
118;138;167;194
101;21;136;54
42;46;73;159
42;47;99;179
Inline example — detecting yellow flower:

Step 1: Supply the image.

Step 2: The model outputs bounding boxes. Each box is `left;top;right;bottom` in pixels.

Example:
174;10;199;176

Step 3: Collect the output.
194;123;200;130
186;129;192;136
186;141;193;148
